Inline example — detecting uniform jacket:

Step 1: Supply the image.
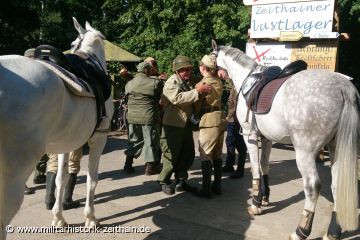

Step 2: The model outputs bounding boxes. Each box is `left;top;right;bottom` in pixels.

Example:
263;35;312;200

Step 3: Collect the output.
226;86;238;123
161;74;199;128
198;76;226;128
125;72;163;124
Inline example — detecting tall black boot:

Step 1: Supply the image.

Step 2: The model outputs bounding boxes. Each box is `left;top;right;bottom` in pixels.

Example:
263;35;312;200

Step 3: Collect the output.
63;173;81;210
124;155;135;173
231;155;245;179
45;171;56;210
212;159;222;195
261;175;270;205
193;160;212;199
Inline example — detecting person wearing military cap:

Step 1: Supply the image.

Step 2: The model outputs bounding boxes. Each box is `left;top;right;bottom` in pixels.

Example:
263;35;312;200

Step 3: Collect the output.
157;55;212;195
123;61;164;175
144;57;167;81
193;54;227;199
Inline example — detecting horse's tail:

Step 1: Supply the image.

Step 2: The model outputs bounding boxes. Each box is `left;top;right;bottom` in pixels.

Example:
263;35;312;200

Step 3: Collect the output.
334;84;359;231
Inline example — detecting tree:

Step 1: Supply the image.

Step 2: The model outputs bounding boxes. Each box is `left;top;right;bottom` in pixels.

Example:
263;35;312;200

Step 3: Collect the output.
101;0;250;74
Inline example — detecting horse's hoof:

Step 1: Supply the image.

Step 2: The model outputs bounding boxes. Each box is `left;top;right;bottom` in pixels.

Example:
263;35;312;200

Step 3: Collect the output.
52;219;68;227
289;232;301;240
247;205;262;217
85;218;99;228
323;234;339;240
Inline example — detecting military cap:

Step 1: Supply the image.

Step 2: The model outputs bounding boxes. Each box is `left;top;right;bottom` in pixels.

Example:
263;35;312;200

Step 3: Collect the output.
200;54;217;70
137;62;151;72
144;57;156;63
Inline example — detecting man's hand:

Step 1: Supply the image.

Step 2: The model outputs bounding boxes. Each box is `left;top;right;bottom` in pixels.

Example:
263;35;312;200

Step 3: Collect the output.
196;82;212;94
217;69;229;80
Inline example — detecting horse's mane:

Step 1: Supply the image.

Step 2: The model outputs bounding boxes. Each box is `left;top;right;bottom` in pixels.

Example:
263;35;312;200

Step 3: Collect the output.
219;46;258;71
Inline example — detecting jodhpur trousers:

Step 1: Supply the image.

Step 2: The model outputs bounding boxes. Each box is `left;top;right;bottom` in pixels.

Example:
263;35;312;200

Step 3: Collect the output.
47;146;83;174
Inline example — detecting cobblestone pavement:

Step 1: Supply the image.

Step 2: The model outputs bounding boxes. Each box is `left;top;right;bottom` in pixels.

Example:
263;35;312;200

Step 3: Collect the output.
8;132;360;240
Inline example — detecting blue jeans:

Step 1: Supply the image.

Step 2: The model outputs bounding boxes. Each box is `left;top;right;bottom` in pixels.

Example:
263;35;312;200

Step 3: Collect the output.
225;122;247;167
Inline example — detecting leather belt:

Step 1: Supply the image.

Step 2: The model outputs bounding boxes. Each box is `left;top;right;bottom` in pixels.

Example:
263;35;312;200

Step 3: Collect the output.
202;106;220;114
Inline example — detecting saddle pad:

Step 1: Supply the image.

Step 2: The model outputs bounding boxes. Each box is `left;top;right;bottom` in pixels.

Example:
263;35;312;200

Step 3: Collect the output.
255;76;290;114
36;60;95;98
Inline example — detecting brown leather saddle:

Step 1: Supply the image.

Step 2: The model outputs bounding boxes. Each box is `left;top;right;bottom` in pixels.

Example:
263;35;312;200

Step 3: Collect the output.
243;60;307;114
34;45;111;128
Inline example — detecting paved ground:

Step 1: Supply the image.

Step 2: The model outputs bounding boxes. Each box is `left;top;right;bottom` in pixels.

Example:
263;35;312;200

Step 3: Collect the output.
8;131;360;240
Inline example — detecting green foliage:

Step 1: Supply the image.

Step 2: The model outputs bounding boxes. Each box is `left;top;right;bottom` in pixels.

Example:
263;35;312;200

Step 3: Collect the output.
337;0;360;88
101;0;250;75
0;0;359;88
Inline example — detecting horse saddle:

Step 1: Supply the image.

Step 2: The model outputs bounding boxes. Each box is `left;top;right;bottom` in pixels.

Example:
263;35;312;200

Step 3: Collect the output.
244;60;307;114
34;45;111;128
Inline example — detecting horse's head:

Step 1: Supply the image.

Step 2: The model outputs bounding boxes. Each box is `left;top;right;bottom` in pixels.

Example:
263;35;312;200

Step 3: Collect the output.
71;17;106;70
210;40;261;92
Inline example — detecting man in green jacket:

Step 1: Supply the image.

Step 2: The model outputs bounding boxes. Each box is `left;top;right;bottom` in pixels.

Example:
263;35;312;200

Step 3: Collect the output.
124;62;164;175
157;55;212;195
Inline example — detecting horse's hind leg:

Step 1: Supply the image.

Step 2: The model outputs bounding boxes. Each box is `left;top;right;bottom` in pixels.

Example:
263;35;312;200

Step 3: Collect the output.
52;153;70;227
0;172;26;240
84;134;107;227
323;140;342;240
260;138;272;206
0;147;40;240
290;149;321;240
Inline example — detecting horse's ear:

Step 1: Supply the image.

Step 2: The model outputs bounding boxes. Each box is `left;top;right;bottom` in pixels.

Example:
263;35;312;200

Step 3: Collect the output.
211;40;218;51
73;17;86;35
85;21;93;31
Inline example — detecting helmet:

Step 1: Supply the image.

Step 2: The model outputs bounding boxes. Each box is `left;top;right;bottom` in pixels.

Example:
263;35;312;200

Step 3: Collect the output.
200;54;217;70
172;55;193;72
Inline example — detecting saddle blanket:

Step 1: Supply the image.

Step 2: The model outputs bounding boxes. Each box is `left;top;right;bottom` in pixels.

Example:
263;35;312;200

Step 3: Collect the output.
36;60;95;98
255;75;290;114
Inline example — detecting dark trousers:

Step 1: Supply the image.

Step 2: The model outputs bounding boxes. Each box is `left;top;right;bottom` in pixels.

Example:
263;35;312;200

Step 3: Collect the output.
225;121;247;167
158;125;195;183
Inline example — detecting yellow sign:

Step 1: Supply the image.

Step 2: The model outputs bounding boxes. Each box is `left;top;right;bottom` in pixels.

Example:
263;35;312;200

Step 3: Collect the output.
279;31;303;41
291;42;337;70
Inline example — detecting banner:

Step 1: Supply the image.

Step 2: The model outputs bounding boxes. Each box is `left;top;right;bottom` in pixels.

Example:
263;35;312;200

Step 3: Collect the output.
249;0;335;39
246;41;337;71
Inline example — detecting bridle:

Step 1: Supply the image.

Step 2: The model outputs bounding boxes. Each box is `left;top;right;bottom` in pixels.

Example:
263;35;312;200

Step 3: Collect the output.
72;30;107;74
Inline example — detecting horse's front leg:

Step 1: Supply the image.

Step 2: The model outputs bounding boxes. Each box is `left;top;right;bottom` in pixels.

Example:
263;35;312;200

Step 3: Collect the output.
52;153;70;227
289;149;320;240
245;130;263;216
260;138;272;206
84;134;107;227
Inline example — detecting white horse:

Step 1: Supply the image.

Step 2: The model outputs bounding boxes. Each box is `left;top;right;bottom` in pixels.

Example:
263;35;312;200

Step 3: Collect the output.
212;42;358;240
0;18;113;240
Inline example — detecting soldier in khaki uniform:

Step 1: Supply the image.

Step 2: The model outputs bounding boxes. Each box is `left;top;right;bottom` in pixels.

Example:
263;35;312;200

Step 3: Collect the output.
194;55;227;199
45;147;83;210
157;55;212;195
124;62;164;175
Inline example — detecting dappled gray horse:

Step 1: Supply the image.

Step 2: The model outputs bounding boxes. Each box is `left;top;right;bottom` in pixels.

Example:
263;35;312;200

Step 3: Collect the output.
212;42;358;240
0;18;113;240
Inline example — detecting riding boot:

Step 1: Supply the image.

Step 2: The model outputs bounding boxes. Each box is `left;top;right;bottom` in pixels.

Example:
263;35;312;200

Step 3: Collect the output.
193;160;212;199
45;171;56;210
24;185;35;195
63;173;81;210
212;159;222;195
124;155;135;173
261;174;270;204
230;155;245;179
